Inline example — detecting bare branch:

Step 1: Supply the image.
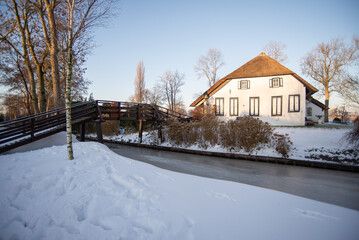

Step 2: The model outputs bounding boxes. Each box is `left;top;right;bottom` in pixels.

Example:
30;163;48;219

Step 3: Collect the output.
194;48;225;87
301;37;359;122
262;40;288;63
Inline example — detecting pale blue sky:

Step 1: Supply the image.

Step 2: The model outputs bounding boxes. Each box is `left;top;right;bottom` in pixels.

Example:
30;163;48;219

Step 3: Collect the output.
84;0;359;109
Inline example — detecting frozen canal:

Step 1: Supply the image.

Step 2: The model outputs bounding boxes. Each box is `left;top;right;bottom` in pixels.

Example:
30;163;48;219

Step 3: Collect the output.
106;143;359;211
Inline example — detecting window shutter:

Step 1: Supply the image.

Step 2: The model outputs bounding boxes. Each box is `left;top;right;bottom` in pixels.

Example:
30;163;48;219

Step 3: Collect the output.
247;80;250;89
279;78;283;87
269;79;273;88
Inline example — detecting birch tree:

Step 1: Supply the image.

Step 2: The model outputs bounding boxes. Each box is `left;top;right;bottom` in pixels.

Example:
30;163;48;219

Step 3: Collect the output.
301;37;359;122
262;40;288;63
62;0;118;160
194;48;225;87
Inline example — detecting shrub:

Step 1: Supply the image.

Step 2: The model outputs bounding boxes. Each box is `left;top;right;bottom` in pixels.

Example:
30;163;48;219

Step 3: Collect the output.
190;105;215;121
219;116;273;152
102;120;120;136
164;120;198;147
272;133;293;158
345;117;359;148
333;117;342;124
197;115;219;149
164;115;292;157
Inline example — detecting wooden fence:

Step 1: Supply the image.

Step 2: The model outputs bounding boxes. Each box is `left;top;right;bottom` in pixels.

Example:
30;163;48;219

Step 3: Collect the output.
0;100;191;153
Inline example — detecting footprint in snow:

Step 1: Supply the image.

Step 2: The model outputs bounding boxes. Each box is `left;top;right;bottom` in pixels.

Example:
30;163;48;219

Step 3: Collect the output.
207;190;237;202
152;172;174;181
294;208;338;221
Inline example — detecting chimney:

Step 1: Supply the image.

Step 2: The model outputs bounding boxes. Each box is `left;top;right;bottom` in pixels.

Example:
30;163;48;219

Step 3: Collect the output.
259;52;266;56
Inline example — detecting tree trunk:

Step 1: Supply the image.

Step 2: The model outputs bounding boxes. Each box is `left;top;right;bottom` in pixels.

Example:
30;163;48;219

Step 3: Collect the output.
324;85;330;123
65;46;74;160
12;0;40;114
36;64;47;112
44;0;62;109
65;2;74;160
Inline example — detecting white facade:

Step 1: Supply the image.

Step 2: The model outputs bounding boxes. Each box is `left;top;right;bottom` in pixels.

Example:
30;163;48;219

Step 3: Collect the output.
306;101;324;123
208;74;308;126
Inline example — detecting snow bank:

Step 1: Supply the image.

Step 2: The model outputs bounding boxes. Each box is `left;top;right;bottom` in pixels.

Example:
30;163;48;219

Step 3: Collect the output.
103;127;357;164
1;142;358;239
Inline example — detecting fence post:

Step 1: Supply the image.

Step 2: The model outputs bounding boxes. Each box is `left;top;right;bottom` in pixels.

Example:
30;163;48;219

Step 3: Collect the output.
138;120;143;144
79;123;86;142
157;122;163;144
118;102;121;121
30;118;35;140
95;120;103;143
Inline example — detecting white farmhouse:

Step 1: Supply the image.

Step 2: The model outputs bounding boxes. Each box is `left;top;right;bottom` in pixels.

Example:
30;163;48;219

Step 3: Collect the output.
190;52;327;126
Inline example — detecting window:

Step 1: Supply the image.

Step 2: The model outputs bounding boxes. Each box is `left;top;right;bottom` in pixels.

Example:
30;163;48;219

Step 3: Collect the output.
229;98;238;116
215;98;224;116
271;96;282;116
238;80;250;90
269;77;283;88
288;95;300;112
307;107;312;117
249;97;259;116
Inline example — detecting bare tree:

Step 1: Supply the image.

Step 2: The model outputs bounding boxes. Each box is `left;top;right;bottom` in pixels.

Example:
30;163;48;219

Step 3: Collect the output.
301;37;359;122
159;70;184;111
194;48;225;87
330;105;349;123
262;40;288;63
38;0;62;109
146;86;163;106
337;72;359;108
1;0;40;114
134;60;146;103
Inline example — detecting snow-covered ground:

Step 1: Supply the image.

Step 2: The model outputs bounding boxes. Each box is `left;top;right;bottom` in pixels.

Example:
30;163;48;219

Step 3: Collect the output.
104;126;358;165
1;133;359;239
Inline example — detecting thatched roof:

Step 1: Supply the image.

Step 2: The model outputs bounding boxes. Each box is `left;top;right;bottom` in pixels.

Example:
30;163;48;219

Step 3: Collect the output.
190;52;318;107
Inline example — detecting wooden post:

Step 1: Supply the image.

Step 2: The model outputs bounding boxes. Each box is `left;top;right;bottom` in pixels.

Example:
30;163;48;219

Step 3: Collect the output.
79;123;85;142
138;120;143;144
30;118;35;140
157;122;162;144
118;103;121;121
137;104;140;120
95;120;103;143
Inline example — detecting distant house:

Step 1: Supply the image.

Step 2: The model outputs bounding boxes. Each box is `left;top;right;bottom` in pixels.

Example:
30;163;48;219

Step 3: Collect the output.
190;52;327;126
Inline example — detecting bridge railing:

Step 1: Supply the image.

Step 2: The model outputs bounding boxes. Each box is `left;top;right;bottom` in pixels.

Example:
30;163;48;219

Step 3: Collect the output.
154;105;190;121
0;101;97;150
0;100;192;153
96;100;191;121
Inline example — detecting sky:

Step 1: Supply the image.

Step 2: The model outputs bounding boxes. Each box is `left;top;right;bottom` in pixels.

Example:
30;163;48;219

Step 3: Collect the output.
84;0;359;110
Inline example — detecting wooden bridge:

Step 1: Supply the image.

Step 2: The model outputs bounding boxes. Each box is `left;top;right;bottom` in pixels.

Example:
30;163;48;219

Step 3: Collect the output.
0;100;191;154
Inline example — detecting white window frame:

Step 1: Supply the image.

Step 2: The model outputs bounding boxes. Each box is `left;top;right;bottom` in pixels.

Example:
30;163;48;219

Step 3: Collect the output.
238;80;250;90
269;77;283;88
288;94;300;112
215;98;224;116
249;97;259;116
271;96;282;116
229;98;238;116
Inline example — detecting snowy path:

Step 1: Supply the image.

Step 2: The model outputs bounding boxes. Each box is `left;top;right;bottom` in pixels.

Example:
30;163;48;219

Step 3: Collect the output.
106;143;359;211
1;140;359;239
